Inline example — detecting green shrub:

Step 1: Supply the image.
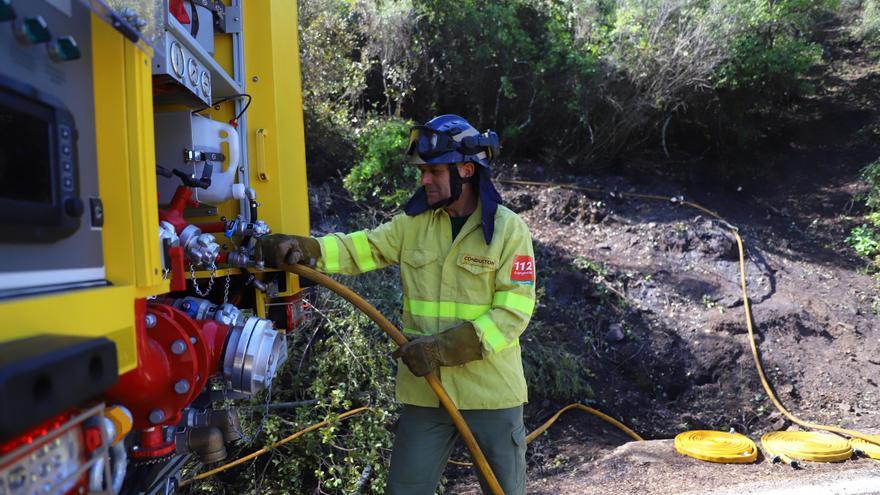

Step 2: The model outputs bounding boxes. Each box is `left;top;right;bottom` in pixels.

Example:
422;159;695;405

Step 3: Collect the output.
298;0;364;178
715;0;833;101
195;271;400;494
343;117;418;209
849;159;880;266
847;224;880;258
411;0;605;161
716;30;823;99
522;334;595;403
852;0;880;42
861;159;880;210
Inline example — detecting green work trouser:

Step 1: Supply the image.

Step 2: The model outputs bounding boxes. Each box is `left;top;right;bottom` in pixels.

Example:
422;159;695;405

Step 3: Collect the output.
386;404;526;495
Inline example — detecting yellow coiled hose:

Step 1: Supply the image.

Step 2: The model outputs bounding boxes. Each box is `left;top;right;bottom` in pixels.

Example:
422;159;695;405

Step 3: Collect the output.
850;436;880;460
674;431;758;463
761;431;853;466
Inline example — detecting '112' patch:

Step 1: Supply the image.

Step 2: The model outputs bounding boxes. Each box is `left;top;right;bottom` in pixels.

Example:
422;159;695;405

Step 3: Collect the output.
511;255;535;284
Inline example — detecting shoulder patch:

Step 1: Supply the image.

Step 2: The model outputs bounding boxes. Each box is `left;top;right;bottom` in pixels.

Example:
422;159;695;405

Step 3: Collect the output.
511;255;535;284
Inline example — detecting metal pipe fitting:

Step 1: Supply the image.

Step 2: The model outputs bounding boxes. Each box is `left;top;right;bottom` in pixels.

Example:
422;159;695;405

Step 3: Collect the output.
222;317;288;396
185;408;242;443
179;225;221;266
173;297;246;327
174;426;227;464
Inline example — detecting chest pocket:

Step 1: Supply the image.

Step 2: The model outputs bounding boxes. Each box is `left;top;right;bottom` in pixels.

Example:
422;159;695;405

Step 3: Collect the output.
456;254;498;275
401;249;439;297
402;249;438;268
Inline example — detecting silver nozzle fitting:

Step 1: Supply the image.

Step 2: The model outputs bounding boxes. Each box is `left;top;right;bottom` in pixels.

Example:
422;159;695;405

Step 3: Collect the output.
179;225;221;266
236;220;270;237
214;303;246;327
227;250;251;268
173;297;246;327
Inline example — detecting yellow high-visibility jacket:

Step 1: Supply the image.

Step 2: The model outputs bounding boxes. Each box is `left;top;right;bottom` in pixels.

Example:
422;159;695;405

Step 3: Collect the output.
315;201;536;409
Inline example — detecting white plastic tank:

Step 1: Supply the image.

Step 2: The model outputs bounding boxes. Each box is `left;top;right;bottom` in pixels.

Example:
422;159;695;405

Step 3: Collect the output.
190;115;242;204
154;112;244;205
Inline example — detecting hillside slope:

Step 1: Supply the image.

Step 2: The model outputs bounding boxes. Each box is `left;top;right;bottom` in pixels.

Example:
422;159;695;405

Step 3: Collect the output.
446;17;880;495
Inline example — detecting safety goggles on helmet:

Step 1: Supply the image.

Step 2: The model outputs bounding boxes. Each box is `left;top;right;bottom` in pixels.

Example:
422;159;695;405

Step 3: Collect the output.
406;126;500;165
407;126;460;159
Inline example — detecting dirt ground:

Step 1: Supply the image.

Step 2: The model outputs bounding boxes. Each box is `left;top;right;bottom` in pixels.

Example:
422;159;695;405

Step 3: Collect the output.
442;20;880;495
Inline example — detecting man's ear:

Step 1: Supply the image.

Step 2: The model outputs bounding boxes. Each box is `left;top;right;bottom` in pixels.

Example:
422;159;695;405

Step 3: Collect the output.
458;162;476;178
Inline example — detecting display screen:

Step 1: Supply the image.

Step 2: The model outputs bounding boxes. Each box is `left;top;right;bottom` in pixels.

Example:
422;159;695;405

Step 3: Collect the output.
0;102;52;204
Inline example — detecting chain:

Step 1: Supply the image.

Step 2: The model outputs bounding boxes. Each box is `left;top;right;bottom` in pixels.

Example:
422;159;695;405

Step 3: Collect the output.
191;263;217;296
223;273;231;304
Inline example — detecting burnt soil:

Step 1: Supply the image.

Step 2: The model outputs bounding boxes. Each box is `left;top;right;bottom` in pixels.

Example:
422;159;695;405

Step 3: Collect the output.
438;21;880;495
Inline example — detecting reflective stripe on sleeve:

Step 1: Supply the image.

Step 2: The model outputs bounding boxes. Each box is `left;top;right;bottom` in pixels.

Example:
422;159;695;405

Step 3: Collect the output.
474;313;510;352
493;290;535;316
318;235;340;273
350;231;378;272
404;297;490;320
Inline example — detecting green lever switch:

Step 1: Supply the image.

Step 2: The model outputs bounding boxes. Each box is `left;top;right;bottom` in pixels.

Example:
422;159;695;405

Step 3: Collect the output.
14;16;51;44
48;36;81;62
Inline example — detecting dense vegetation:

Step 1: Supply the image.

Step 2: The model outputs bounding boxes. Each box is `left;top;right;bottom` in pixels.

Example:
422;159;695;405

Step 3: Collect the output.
848;0;880;271
302;0;858;201
190;1;880;493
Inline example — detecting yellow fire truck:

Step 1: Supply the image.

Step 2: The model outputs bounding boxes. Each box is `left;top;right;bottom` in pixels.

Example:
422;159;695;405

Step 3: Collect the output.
0;1;310;493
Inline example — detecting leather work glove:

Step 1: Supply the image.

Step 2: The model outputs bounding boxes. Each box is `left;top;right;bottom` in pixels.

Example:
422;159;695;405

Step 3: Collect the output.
392;321;483;377
255;234;322;269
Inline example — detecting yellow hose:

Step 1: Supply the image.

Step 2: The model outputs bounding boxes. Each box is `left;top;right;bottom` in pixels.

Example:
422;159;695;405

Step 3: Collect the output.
499;179;880;459
283;264;506;495
674;431;758;464
526;403;643;443
181;263;645;489
179;406;370;487
851;436;880;460
451;403;642;468
732;231;879;446
761;431;852;466
189;180;877;486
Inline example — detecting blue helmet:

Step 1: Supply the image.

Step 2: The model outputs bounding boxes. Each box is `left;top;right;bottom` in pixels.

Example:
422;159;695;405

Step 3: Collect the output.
406;114;500;168
404;115;504;244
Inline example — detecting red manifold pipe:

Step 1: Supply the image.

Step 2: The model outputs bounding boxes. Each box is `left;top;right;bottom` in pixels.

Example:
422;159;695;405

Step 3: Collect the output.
168;246;187;291
104;300;231;441
158;186;197;234
134;428;175;459
195;221;226;233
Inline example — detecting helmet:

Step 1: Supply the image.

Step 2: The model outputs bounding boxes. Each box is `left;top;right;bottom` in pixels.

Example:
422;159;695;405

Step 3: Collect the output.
406;115;500;168
403;115;504;245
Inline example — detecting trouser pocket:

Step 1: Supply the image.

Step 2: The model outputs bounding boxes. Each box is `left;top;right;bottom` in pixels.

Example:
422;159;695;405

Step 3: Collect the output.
510;423;527;492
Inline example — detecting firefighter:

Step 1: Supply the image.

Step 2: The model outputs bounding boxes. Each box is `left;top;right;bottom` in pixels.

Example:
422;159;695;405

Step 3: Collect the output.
257;114;536;494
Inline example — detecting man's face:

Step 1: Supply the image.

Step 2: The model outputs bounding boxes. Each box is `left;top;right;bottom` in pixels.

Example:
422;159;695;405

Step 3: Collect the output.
419;163;452;205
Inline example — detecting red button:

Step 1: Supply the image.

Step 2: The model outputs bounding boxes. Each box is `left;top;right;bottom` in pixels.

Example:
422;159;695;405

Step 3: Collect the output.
83;426;102;453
